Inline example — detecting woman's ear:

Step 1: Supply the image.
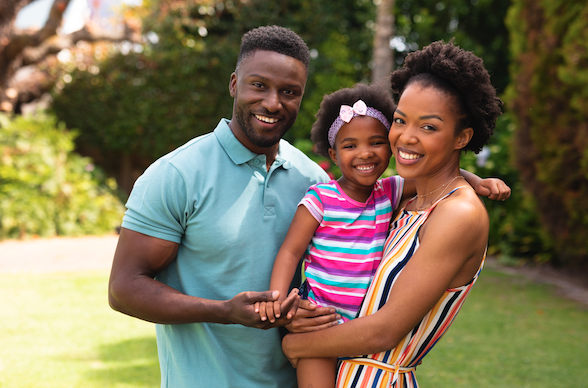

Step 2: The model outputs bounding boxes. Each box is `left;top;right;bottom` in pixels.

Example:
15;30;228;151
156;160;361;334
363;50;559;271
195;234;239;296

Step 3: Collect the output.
455;127;474;150
328;147;338;166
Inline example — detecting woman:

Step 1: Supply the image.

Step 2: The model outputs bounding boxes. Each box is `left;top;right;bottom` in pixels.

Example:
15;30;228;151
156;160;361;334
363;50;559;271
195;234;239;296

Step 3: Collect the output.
282;40;507;387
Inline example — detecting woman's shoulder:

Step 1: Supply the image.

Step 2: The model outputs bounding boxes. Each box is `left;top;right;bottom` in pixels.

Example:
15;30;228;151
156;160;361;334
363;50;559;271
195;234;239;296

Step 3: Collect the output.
428;186;489;233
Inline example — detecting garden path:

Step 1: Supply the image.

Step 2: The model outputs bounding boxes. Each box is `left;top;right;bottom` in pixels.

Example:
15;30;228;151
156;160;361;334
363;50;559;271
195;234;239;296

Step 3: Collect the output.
0;235;587;308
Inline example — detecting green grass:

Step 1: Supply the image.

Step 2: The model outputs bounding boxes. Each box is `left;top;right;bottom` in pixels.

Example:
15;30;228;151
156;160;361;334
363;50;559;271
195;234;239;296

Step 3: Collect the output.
417;269;588;387
1;269;587;387
0;272;159;388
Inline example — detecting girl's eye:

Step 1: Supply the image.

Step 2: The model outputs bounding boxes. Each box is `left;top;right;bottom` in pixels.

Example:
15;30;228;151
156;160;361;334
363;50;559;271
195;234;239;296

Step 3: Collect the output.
253;82;264;88
423;125;436;131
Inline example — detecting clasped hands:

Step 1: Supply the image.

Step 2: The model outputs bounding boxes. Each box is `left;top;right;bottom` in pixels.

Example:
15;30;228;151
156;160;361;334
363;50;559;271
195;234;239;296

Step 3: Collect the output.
227;288;340;332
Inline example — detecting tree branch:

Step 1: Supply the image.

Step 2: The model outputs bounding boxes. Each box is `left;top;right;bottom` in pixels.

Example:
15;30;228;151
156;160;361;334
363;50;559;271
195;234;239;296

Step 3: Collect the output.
21;24;135;67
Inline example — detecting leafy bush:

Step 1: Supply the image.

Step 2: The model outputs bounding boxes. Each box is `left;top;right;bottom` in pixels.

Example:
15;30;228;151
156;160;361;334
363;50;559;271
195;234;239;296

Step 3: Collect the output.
50;0;375;194
460;114;555;264
0;114;124;239
505;0;588;266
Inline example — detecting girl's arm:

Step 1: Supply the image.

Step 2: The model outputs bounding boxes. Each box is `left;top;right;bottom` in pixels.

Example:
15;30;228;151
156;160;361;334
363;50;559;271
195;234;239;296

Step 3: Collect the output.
460;169;511;201
400;169;511;203
258;205;319;323
282;189;488;360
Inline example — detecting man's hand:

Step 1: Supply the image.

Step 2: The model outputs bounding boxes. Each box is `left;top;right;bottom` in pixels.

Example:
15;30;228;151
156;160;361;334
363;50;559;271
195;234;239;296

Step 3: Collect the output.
227;289;299;329
285;299;340;333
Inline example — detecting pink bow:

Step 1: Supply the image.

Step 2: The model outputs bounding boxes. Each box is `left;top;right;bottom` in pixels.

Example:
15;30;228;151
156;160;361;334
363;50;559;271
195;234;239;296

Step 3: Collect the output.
339;100;368;123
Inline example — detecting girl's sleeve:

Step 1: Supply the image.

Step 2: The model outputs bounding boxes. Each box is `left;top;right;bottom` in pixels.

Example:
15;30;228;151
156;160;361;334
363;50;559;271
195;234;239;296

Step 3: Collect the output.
298;185;325;223
380;175;405;210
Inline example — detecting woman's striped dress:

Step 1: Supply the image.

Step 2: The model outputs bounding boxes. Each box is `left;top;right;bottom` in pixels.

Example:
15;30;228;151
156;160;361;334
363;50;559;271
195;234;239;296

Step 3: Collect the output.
336;187;485;388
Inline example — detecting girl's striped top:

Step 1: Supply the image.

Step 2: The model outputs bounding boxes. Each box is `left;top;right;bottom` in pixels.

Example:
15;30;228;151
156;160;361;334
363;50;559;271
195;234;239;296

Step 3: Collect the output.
336;187;485;387
299;176;404;322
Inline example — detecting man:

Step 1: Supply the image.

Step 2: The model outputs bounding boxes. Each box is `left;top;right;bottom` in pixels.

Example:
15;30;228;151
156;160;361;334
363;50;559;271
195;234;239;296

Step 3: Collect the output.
108;26;337;387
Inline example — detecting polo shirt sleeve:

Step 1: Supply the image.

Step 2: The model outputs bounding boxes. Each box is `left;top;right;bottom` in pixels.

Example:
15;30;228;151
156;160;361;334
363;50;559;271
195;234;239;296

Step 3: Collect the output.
381;175;405;210
121;159;188;244
299;185;324;223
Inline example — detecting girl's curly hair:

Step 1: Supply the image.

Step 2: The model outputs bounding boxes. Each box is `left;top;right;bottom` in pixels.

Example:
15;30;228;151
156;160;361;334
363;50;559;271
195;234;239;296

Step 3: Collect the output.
390;40;502;153
311;83;396;158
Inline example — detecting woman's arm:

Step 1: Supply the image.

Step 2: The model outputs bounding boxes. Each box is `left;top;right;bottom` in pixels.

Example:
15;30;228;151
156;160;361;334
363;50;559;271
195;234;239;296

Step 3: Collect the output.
282;189;488;360
257;205;319;323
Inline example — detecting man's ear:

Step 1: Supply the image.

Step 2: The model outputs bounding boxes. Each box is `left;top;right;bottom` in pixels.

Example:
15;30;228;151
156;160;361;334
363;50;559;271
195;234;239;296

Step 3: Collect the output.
229;72;237;97
328;147;338;166
455;127;474;150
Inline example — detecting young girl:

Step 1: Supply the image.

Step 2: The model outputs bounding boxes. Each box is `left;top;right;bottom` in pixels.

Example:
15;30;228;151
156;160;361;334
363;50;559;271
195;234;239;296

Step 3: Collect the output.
257;83;510;387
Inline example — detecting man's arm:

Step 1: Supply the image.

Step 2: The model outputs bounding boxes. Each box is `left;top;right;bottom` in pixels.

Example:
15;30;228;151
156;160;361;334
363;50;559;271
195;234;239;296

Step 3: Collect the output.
108;228;297;328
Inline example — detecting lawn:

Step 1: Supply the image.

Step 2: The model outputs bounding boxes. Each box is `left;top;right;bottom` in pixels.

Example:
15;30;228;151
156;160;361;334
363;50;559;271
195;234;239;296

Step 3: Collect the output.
1;268;587;387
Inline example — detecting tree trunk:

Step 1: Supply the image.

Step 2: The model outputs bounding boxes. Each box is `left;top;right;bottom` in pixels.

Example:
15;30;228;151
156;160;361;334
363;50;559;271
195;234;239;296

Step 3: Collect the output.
372;0;394;84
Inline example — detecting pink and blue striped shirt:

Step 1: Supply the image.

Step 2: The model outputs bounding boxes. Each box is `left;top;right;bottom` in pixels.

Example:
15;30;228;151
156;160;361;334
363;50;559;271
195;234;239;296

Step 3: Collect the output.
299;176;404;321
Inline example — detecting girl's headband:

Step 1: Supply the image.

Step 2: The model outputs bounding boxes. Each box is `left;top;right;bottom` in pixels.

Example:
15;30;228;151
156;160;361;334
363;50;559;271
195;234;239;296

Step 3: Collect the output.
327;100;391;148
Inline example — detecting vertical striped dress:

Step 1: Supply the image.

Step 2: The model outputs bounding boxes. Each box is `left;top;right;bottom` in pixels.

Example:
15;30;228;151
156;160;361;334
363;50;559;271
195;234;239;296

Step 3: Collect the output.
336;187;485;388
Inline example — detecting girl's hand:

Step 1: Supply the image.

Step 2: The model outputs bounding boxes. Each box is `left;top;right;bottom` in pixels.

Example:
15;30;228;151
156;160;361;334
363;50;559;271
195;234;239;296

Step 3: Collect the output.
474;177;511;201
254;289;300;324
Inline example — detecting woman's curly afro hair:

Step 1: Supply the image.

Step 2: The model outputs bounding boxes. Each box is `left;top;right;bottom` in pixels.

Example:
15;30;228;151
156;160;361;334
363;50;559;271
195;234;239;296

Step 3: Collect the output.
390;40;502;153
311;83;396;158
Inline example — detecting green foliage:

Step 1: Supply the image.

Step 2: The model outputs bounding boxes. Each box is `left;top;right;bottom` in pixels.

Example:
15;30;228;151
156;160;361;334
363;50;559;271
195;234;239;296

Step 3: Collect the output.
0;114;124;239
51;0;375;175
505;0;588;265
392;0;511;93
460;114;555;264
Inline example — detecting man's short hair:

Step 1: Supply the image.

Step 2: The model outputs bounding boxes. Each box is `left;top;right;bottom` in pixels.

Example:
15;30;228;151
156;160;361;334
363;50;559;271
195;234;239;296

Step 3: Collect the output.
236;25;310;71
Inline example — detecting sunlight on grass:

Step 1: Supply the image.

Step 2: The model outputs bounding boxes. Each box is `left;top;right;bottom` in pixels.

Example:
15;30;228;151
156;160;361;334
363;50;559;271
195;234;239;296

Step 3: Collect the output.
418;269;588;387
1;268;587;387
0;272;159;388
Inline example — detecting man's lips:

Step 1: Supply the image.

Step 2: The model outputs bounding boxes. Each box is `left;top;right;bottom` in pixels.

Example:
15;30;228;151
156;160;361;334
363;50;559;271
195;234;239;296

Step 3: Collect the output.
255;114;279;124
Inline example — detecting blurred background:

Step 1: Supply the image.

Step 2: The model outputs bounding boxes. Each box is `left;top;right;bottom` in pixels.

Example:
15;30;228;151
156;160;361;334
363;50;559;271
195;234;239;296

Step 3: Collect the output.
3;0;587;270
0;1;587;386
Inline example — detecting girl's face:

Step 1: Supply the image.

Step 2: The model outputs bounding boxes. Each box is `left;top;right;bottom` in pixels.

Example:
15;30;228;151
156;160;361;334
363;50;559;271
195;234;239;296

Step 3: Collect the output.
389;83;472;180
328;116;392;202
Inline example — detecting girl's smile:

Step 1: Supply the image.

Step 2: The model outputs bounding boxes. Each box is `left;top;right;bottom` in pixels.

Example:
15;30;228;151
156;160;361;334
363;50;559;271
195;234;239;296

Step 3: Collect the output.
328;116;392;203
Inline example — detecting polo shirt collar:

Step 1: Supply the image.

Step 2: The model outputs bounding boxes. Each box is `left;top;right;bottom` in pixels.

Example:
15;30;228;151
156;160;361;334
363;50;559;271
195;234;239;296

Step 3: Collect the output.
214;118;292;170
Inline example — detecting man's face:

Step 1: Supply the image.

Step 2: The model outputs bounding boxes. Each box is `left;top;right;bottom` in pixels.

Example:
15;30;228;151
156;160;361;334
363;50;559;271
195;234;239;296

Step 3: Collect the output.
229;50;307;153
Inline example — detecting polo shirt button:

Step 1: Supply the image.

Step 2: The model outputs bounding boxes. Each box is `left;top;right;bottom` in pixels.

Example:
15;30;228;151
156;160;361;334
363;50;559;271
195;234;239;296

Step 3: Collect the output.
253;159;260;165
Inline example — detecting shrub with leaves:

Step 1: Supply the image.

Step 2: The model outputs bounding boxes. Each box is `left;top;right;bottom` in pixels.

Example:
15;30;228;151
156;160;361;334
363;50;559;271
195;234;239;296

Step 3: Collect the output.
0;114;124;239
505;0;588;265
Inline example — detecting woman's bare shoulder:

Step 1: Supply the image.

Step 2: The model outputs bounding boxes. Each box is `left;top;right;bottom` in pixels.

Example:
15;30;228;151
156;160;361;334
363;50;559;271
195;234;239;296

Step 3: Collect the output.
423;187;489;242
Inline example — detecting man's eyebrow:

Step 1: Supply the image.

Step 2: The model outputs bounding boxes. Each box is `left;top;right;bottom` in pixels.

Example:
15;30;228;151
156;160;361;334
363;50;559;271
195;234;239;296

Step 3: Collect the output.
248;74;303;90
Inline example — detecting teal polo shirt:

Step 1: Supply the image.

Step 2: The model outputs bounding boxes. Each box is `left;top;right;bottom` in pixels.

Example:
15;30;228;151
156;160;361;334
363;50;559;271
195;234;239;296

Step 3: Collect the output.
122;119;329;388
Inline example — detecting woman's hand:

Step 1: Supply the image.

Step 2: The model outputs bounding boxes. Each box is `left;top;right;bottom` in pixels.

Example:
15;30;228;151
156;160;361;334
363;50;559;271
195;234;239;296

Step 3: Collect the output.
285;299;340;333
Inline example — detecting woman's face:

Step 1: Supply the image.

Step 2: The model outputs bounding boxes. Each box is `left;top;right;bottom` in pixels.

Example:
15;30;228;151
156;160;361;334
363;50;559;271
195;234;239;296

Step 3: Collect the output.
389;83;472;180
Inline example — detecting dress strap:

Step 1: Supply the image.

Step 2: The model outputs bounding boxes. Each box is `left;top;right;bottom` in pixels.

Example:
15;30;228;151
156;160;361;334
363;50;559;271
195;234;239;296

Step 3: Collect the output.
430;185;474;208
404;185;474;213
